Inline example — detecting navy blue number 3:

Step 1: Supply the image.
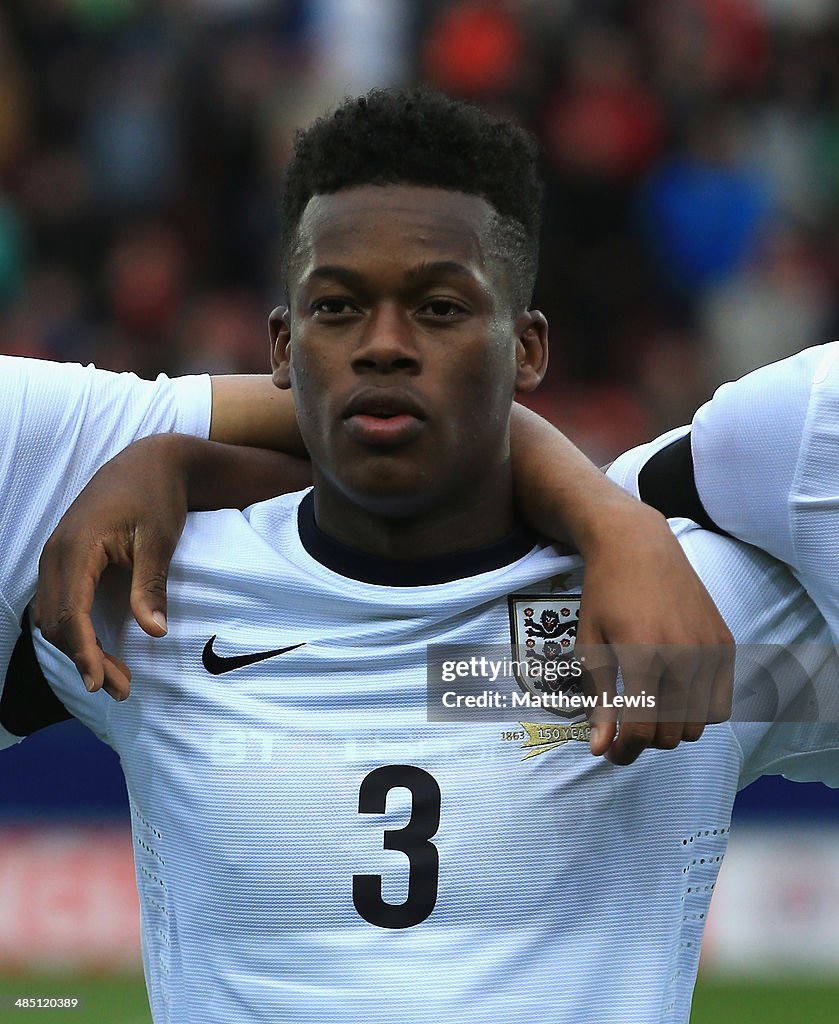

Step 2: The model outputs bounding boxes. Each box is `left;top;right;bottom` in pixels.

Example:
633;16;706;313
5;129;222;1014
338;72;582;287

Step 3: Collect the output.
353;765;441;929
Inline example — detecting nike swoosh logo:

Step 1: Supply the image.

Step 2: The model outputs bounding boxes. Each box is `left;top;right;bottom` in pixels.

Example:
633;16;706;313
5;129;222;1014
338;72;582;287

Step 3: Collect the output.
202;636;307;675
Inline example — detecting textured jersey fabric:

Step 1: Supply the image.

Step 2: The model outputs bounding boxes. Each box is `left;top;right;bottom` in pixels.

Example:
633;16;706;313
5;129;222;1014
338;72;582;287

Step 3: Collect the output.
610;428;839;789
613;344;839;632
31;489;839;1024
0;356;212;747
691;342;839;637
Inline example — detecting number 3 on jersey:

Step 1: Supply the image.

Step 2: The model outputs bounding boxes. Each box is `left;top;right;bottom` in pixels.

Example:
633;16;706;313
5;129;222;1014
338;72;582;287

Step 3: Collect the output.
353;765;441;929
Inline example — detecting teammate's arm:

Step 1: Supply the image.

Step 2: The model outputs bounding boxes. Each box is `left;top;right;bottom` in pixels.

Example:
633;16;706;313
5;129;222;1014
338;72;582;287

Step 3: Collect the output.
34;376;306;698
208;375;307;455
618;344;838;564
0;356;215;749
36;434;311;699
688;345;827;565
510;405;733;764
625;343;839;645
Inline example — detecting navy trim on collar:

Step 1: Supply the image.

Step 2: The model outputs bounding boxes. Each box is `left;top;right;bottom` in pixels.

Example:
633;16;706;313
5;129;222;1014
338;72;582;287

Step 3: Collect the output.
297;491;538;586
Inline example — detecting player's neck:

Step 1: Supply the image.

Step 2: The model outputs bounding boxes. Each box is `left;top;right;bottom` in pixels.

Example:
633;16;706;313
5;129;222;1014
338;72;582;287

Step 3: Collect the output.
310;467;518;561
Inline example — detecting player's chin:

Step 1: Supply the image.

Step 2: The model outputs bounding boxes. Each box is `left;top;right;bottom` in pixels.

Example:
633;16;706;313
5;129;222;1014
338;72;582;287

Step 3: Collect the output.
339;462;439;516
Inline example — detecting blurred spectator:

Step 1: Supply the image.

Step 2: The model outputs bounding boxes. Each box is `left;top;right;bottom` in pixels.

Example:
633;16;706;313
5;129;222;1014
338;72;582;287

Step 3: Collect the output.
2;0;839;458
84;48;182;213
106;222;186;338
177;290;269;374
638;109;769;294
0;11;31;174
700;224;835;381
644;0;769;97
543;28;664;180
636;330;713;434
0;199;27;308
423;1;524;98
311;0;411;96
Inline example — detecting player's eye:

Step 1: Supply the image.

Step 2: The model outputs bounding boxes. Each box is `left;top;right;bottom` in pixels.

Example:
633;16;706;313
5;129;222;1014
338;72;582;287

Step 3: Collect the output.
418;299;469;319
311;298;359;317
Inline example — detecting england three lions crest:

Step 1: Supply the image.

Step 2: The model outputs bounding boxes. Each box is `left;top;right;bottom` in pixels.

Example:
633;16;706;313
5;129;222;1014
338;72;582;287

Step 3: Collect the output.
508;594;585;719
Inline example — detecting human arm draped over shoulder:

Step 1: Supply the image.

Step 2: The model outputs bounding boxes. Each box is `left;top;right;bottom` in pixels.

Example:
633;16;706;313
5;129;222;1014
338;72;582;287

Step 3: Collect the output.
209;375;307;456
690;346;831;566
0;356;211;618
509;404;733;764
0;356;212;733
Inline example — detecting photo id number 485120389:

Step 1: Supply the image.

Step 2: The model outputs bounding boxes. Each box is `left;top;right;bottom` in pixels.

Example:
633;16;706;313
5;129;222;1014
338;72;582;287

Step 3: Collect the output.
2;997;81;1010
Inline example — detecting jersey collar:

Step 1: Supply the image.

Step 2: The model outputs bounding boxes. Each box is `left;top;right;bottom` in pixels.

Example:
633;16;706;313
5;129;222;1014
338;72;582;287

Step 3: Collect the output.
297;491;538;586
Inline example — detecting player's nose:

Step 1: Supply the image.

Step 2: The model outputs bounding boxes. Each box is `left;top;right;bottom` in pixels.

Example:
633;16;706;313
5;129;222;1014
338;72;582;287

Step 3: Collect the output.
351;303;420;375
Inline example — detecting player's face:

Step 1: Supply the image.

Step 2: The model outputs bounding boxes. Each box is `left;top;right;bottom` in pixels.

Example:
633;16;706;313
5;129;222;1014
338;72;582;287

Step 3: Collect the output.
270;184;547;519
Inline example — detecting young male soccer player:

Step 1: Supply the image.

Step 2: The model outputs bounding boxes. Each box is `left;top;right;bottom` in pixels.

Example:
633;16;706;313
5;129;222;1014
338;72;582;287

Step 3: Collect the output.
0;360;729;764
9;89;838;1022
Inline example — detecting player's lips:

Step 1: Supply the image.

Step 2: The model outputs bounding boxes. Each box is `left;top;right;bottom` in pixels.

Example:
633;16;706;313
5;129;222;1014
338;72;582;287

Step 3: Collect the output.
342;390;427;447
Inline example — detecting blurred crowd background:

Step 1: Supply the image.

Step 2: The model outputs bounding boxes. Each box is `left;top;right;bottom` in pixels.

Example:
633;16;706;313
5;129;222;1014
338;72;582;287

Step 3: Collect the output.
1;0;839;461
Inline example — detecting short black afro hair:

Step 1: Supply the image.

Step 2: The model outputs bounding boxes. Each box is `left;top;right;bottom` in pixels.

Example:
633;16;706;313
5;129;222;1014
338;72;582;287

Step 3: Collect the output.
280;86;543;311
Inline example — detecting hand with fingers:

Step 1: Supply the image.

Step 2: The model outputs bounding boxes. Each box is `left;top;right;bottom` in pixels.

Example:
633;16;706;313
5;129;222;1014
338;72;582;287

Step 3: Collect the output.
508;403;734;764
34;438;187;702
34;434;312;702
575;502;734;764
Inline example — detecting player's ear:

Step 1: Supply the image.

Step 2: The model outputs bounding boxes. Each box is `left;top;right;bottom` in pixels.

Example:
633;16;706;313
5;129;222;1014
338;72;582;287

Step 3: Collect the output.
269;307;292;390
514;310;548;393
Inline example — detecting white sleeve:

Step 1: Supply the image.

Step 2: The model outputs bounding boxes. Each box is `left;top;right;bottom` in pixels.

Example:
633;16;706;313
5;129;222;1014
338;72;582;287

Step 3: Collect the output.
691;343;839;565
610;345;839;565
0;356;211;747
610;422;839;789
692;342;839;637
734;721;839;790
669;521;839;790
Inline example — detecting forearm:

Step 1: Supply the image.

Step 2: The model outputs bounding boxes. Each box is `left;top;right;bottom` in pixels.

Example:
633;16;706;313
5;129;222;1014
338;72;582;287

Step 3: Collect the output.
210;376;307;457
510;403;659;550
509;404;732;763
173;434;312;510
210;383;642;540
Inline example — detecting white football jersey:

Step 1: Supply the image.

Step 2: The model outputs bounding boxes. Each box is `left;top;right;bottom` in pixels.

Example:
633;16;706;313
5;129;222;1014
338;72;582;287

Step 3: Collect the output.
609;342;839;647
31;489;839;1024
0;356;211;748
